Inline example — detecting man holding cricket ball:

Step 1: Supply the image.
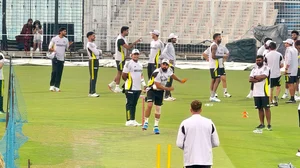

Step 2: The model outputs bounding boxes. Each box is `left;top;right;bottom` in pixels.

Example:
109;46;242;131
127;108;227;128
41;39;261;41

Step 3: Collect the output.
142;59;188;134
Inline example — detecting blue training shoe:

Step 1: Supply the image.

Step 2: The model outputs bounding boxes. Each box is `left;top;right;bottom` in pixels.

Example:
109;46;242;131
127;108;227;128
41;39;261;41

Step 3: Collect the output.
142;122;148;130
153;126;160;134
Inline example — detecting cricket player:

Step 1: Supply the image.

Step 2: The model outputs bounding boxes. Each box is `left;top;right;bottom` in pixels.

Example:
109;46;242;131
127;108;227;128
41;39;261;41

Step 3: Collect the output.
122;49;147;126
108;26;141;93
264;42;284;106
148;30;164;80
203;45;231;98
48;27;73;92
250;55;272;132
86;31;102;97
142;59;187;134
0;53;5;114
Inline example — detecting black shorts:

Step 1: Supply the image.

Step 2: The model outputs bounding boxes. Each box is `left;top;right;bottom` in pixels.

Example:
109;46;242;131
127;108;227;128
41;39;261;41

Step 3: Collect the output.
270;76;281;88
147;63;157;80
254;97;270;109
219;68;226;76
285;75;297;84
116;60;125;72
209;68;221;79
298;68;300;78
146;89;164;106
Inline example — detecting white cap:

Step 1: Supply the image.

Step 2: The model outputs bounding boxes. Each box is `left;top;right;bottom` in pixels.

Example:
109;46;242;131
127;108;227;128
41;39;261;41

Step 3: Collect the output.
283;39;294;45
161;59;170;65
150;30;160;36
265;40;275;47
131;49;140;54
168;33;178;39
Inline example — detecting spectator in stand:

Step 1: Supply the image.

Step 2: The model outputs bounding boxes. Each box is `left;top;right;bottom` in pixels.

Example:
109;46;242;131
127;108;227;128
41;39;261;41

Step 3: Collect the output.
20;19;33;54
33;20;43;52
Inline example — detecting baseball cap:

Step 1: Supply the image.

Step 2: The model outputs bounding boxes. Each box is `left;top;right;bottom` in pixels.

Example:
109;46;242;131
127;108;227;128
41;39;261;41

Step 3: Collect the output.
168;33;178;39
161;59;170;65
283;39;294;45
265;40;275;47
131;49;140;54
150;30;160;36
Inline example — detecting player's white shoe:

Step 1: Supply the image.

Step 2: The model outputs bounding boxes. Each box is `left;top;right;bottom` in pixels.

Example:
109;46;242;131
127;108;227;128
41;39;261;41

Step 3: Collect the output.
49;86;55;92
164;97;174;101
215;93;218;98
88;93;99;97
209;97;221;102
296;149;300;157
281;93;288;99
246;92;253;98
224;92;232;98
114;87;122;93
253;129;263;134
108;83;115;92
125;120;142;127
54;87;61;92
296;96;300;101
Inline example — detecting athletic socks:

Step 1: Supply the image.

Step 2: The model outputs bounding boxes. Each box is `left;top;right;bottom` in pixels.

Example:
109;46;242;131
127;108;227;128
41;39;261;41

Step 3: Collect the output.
145;118;149;123
109;81;116;86
224;88;227;93
211;92;215;98
285;89;289;95
154;118;159;127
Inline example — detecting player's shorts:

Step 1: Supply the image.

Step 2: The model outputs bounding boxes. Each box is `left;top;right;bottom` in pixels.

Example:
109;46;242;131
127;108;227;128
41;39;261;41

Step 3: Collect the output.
254;96;270;109
270;76;281;88
146;89;164;106
116;60;125;72
210;68;221;79
219;68;226;76
297;68;300;78
285;75;297;84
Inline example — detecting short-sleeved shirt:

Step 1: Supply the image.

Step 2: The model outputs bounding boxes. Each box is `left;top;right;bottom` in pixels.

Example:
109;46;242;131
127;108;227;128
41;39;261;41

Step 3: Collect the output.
257;45;266;56
148;68;173;90
115;34;127;61
149;39;164;66
249;65;270;97
265;50;283;78
86;42;100;59
285;46;298;76
123;60;143;91
48;35;69;61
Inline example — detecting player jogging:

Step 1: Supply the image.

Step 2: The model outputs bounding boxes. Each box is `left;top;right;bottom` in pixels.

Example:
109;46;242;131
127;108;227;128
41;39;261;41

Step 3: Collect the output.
142;59;187;134
122;49;146;127
148;30;164;80
208;33;228;102
108;26;141;93
264;42;283;106
203;45;231;98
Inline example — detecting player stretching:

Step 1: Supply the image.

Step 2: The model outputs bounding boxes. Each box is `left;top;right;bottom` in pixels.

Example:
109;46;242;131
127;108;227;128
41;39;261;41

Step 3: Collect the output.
203;45;231;98
250;55;272;132
148;30;164;80
208;33;228;102
108;26;141;93
142;59;187;134
264;42;283;106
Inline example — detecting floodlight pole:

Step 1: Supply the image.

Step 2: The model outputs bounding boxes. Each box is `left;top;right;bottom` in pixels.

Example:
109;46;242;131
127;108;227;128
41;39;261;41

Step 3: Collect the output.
107;0;112;51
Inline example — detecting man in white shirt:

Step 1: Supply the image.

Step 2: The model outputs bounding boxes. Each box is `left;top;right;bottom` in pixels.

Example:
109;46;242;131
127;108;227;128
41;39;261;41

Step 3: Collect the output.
176;100;219;168
160;33;178;101
203;45;232;98
148;30;164;79
108;26;141;93
207;33;228;102
48;27;72;92
142;59;187;134
247;38;272;98
294;40;300;101
265;42;284;106
249;55;272;131
283;39;298;103
86;31;102;97
122;49;146;127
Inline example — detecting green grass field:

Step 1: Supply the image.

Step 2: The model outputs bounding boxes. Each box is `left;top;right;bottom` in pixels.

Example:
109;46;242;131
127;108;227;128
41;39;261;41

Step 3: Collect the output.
5;66;300;168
